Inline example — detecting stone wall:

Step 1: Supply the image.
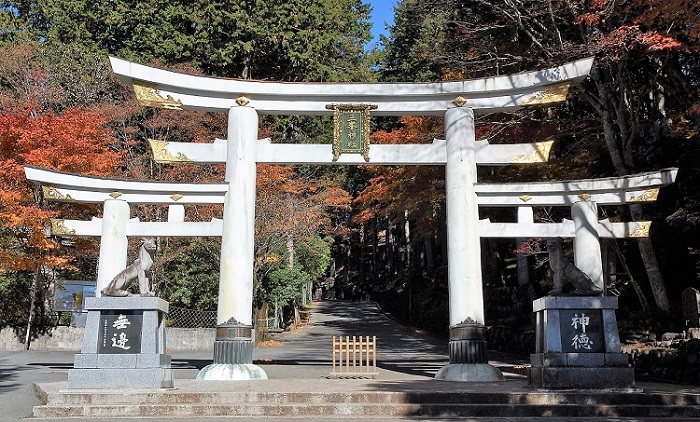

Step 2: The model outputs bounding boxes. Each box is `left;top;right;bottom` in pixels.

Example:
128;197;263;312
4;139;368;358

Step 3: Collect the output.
486;325;700;386
0;326;85;351
165;328;215;352
623;340;700;385
0;326;215;352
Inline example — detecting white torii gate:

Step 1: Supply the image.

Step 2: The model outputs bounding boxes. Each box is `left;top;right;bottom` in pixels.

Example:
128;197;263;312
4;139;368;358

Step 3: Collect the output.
26;163;677;381
27;163;675;297
32;55;673;382
107;56;606;382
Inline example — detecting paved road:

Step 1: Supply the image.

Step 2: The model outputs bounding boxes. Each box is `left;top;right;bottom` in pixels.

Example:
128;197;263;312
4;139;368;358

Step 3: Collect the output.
2;300;697;421
254;300;455;380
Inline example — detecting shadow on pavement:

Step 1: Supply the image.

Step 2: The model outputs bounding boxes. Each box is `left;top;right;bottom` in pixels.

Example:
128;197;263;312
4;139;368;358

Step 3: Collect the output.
26;362;73;370
378;360;446;378
0;357;30;394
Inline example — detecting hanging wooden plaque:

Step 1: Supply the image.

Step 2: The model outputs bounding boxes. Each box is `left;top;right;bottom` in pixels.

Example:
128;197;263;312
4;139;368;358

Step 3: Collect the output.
326;104;377;162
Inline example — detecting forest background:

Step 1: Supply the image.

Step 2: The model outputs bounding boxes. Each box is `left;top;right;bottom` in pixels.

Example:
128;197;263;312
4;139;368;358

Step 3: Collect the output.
0;0;698;347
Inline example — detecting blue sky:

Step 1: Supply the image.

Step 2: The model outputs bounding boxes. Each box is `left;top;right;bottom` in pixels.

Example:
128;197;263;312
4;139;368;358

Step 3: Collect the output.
367;0;397;48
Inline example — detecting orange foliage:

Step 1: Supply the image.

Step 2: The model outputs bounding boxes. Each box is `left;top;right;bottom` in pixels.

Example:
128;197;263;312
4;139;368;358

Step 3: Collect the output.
598;25;686;56
255;165;351;254
0;107;122;271
575;0;695;57
629;0;700;48
591;0;611;10
256;164;351;236
354;116;445;236
8;108;122;175
371;116;442;145
640;32;684;52
574;13;601;26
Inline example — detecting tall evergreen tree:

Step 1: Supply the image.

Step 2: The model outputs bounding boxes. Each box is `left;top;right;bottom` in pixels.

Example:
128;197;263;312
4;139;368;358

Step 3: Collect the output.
380;0;450;82
2;0;374;81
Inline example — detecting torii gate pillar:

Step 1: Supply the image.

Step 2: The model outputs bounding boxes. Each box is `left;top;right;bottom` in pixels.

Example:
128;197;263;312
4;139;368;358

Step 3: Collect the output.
572;200;604;290
197;105;267;380
435;107;503;381
96;199;130;296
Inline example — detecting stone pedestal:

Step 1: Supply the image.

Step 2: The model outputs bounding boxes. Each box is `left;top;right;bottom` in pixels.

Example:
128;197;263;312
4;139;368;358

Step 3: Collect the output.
528;296;634;390
68;297;173;389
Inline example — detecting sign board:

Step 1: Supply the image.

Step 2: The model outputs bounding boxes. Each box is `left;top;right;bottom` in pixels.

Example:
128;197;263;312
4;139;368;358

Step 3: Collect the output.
327;104;377;162
559;309;604;353
98;312;143;354
53;281;96;312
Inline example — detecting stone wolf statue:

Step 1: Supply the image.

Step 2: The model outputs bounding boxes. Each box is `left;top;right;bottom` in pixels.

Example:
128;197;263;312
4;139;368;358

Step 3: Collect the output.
547;237;603;296
101;237;157;297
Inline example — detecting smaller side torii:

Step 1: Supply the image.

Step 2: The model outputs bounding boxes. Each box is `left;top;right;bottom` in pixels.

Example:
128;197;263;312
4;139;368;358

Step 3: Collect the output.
24;165;227;296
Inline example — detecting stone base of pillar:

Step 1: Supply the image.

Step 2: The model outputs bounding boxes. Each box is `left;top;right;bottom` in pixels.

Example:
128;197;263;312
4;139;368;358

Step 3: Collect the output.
196;323;267;380
434;363;504;381
434;323;503;382
448;339;488;363
196;363;268;380
213;339;253;364
529;353;635;390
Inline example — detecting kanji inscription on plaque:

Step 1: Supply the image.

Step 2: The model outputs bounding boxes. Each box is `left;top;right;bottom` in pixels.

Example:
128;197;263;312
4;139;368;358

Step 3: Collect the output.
98;312;143;354
559;309;604;353
327;103;377;162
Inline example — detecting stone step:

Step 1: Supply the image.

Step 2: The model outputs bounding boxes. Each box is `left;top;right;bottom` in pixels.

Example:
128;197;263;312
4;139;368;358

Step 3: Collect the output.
38;390;700;407
32;402;700;419
34;380;700;419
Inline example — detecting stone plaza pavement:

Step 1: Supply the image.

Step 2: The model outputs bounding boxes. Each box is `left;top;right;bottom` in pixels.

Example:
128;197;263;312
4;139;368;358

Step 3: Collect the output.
3;299;700;421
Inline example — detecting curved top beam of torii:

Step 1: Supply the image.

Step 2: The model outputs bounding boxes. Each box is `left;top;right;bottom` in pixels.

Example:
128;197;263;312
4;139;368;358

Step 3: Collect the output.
24;165;228;205
109;56;595;116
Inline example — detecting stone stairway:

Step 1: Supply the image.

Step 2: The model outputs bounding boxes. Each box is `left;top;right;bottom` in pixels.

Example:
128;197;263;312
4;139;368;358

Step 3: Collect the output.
34;379;700;419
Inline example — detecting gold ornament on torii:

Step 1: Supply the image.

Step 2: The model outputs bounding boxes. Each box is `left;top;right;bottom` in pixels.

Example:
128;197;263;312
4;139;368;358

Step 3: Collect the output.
133;80;184;110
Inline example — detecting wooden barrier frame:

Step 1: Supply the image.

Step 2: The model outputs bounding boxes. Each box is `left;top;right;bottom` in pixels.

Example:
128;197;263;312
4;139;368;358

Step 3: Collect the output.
331;336;378;379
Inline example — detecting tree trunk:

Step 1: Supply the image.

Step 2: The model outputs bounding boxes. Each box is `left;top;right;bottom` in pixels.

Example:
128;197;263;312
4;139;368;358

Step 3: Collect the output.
287;234;294;269
424;237;434;268
24;269;41;350
360;223;366;284
516;238;538;302
404;210;412;321
404;210;411;270
386;217;393;273
636;236;670;312
371;217;378;279
610;239;651;313
590;68;671;312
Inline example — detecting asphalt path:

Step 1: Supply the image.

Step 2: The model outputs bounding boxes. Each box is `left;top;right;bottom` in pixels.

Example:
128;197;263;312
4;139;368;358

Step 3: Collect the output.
253;299;455;379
